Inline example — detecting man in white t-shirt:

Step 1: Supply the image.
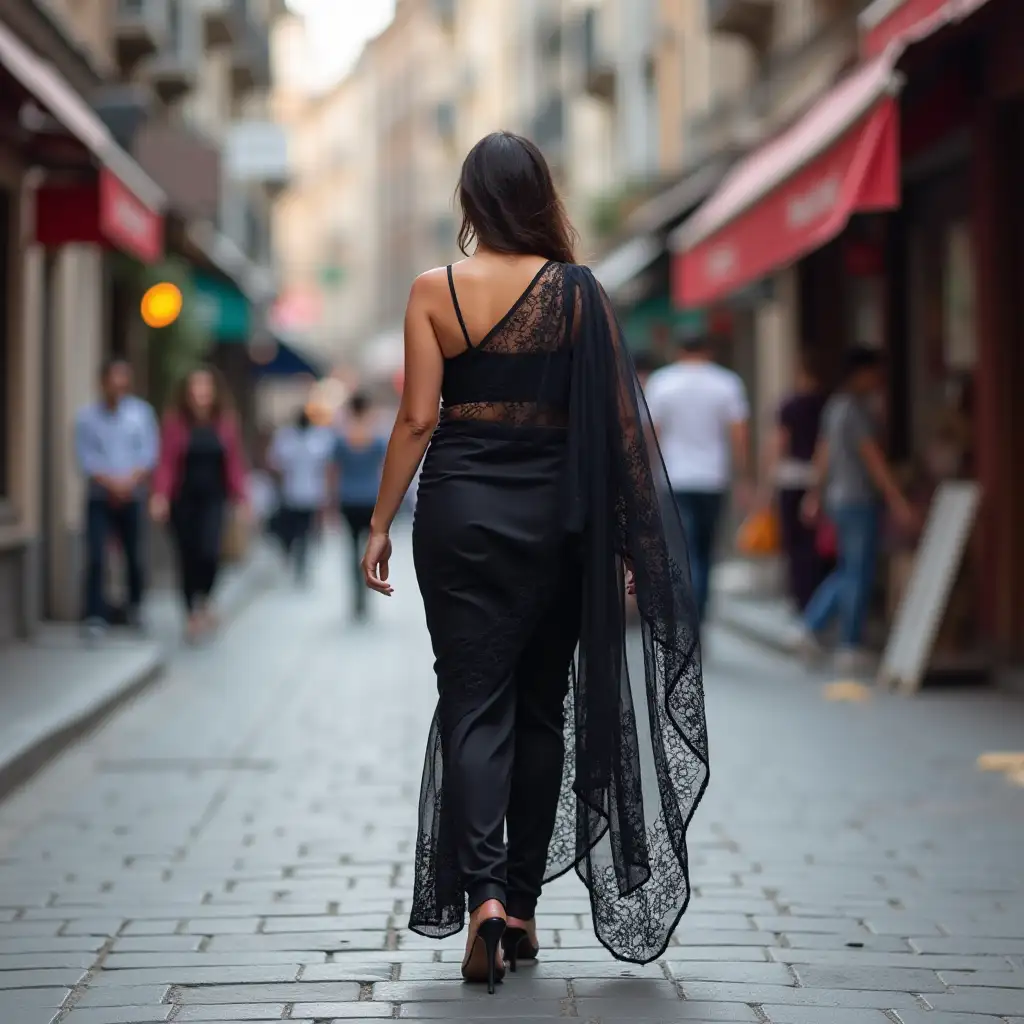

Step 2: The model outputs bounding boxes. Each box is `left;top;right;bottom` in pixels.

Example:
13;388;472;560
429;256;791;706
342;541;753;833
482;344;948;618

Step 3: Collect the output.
644;334;752;624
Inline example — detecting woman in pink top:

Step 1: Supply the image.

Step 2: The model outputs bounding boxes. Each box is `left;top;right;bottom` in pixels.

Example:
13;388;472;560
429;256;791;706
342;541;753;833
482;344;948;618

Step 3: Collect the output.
151;366;248;641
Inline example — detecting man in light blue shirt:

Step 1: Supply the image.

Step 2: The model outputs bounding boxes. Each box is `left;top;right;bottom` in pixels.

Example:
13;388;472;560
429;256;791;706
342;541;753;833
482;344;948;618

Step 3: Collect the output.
75;358;159;636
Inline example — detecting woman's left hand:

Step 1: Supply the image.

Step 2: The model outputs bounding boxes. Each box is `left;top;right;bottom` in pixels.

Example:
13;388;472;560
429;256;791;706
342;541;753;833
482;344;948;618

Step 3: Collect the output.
362;530;394;596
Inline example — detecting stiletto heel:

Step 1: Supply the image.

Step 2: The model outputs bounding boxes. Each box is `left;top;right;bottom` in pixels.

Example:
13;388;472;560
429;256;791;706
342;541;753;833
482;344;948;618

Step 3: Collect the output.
461;917;507;994
502;924;540;971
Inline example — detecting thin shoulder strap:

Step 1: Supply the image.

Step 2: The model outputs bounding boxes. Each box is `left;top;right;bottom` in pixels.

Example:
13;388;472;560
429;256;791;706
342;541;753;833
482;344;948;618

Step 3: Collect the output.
446;265;473;347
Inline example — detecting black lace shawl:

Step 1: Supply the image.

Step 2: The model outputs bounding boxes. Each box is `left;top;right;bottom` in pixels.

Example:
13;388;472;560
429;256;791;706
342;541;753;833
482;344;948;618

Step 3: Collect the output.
409;263;709;964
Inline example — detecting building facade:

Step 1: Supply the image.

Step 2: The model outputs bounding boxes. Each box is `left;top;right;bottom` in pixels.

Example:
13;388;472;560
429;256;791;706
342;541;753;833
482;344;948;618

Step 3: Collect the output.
0;0;285;642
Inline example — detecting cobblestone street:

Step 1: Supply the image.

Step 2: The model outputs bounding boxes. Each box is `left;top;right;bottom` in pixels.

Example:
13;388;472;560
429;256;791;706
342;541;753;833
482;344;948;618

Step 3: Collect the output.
0;529;1022;1024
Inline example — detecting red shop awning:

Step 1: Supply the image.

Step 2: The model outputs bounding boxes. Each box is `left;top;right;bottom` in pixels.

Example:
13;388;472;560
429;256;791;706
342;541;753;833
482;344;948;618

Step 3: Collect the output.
671;57;901;309
860;0;994;59
0;21;165;262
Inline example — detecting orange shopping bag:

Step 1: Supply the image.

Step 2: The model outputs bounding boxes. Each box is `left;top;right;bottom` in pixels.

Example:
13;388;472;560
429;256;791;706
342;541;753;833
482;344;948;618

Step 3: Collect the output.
736;507;780;557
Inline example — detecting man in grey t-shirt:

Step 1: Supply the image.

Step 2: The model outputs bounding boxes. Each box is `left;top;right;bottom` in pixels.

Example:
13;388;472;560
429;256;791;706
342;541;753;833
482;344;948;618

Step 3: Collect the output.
797;348;914;670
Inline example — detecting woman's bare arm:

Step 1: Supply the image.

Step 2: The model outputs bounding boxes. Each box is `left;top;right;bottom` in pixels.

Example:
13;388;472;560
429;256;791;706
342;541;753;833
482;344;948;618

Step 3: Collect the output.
369;274;444;536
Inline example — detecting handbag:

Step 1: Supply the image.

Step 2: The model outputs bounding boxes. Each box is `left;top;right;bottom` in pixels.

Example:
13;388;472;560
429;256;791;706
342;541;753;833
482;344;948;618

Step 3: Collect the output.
736;507;780;557
222;507;250;564
816;517;837;560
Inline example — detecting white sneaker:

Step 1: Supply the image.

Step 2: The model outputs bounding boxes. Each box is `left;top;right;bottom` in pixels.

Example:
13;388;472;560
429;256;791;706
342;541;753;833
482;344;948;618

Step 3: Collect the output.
787;625;825;663
834;647;875;676
82;618;107;647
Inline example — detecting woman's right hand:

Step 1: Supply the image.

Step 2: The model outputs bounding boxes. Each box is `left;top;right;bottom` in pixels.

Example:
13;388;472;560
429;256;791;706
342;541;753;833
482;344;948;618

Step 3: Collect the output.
149;493;169;524
800;490;820;526
362;529;394;596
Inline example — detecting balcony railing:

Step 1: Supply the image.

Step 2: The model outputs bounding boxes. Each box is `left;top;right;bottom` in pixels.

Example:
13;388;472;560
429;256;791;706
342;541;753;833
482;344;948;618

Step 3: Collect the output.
707;0;774;51
145;0;202;103
230;5;272;96
198;0;240;48
580;7;614;102
114;0;168;76
531;93;566;170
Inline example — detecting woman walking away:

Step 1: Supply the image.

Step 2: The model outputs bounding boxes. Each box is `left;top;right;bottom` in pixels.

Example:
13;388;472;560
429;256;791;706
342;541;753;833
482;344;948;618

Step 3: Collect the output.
270;409;334;585
331;392;386;621
765;354;827;611
151;366;248;643
360;131;708;990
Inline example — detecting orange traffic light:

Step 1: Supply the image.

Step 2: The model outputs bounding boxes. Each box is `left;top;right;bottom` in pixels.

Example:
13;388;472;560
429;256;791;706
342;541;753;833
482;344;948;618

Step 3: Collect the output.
140;282;183;328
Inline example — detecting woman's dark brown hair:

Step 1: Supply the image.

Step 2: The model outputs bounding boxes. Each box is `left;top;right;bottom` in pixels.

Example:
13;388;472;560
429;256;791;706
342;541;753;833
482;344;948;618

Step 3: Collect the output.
172;364;234;423
457;132;578;265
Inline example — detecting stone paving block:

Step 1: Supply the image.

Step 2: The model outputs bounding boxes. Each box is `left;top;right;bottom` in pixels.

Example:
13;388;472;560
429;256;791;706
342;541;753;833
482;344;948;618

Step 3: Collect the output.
60;1008;172;1024
0;921;63;937
174;981;361;1004
576;1001;761;1022
791;964;946;991
761;1009;893;1024
569;978;679;1000
92;965;301;986
118;920;182;936
171;1006;286;1021
753;915;870;934
260;914;390;932
0;987;68;1017
938;970;1024;988
662;945;774;963
371;979;570;1001
677;982;922;1008
111;936;203;953
769;949;1017;972
910;937;1024;956
892;1012;1009;1024
60;919;126;938
401;959;666;982
204;933;389;953
396;1001;570;1018
0;936;105;955
925;990;1024;1015
666;961;795;986
297;962;397;982
293;1005;394;1019
181;918;261;935
671;929;782;947
0;952;96;970
103;951;325;969
0;967;88;989
76;985;172;1008
778;933;912;952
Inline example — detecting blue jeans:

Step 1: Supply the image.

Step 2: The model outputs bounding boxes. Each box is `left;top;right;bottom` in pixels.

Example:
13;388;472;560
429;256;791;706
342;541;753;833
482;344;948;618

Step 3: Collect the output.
673;491;724;625
804;503;880;648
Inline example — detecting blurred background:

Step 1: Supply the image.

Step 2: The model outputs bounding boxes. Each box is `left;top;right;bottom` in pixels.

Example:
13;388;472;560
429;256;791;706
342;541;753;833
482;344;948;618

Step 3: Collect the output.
0;0;1020;676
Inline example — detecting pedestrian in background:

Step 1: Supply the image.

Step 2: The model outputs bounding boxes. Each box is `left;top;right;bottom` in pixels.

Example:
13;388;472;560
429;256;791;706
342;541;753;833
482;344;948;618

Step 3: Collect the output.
798;347;916;671
361;132;706;986
150;366;248;643
644;333;752;626
75;357;159;642
763;353;827;612
269;408;334;586
331;391;387;621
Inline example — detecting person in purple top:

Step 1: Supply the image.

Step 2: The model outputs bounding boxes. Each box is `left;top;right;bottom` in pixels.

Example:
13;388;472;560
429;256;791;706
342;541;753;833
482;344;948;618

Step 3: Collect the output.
767;355;827;611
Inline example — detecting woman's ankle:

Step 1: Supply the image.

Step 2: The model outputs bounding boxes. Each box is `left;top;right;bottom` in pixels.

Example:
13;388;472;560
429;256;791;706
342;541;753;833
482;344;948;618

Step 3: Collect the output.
470;898;506;924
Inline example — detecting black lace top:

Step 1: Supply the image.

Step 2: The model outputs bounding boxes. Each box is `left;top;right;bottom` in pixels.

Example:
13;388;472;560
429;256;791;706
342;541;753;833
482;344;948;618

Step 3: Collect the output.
441;261;573;429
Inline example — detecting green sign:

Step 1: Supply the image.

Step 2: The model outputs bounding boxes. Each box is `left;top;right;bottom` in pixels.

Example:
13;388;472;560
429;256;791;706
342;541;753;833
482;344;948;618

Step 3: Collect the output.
192;273;251;342
622;295;707;352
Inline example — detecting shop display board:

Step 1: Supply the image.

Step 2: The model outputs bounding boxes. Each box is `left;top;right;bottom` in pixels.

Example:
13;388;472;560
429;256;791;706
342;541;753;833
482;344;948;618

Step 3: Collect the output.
877;481;981;694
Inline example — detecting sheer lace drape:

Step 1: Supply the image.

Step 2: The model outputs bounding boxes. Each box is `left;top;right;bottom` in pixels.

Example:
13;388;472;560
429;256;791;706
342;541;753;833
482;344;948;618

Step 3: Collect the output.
409;263;708;965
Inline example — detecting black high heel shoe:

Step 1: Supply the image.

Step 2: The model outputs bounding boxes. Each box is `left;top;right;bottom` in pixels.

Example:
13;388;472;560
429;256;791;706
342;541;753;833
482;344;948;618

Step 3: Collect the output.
502;924;540;972
461;917;507;994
